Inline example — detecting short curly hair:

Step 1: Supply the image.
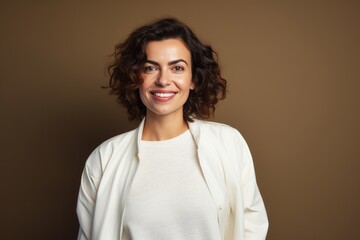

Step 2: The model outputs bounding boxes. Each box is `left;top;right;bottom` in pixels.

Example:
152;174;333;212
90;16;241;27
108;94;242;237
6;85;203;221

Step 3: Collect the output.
107;18;227;122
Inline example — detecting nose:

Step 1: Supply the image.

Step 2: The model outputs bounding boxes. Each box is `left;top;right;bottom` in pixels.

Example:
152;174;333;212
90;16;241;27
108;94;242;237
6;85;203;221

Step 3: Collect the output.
155;70;170;87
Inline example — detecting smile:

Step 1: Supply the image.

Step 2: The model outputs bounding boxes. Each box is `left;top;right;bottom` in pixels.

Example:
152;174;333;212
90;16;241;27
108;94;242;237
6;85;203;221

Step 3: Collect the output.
152;92;175;97
150;91;177;101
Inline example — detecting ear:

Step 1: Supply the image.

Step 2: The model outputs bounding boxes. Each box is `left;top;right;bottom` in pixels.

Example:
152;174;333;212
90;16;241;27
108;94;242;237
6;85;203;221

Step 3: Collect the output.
190;81;195;90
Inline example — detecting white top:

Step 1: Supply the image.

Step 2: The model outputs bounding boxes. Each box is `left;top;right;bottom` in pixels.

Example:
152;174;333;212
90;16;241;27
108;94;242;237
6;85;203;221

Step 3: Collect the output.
77;119;268;240
122;130;221;240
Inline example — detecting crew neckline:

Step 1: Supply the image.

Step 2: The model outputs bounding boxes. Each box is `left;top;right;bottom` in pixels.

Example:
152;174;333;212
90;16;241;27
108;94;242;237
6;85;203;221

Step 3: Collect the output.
140;129;191;145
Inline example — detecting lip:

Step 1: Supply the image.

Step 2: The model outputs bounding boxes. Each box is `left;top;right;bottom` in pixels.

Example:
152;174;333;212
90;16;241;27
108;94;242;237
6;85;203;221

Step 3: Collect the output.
150;90;177;102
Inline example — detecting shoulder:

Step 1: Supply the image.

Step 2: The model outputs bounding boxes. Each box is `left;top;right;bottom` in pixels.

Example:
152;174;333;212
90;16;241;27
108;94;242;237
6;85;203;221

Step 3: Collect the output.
192;119;250;154
194;119;244;140
97;128;137;154
194;120;254;168
84;128;138;174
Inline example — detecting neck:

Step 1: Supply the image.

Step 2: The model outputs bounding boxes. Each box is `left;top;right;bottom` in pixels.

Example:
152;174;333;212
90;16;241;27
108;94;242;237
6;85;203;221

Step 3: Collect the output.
142;112;188;141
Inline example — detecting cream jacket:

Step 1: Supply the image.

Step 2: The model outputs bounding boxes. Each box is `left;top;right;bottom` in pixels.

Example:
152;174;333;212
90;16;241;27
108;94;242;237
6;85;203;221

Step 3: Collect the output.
77;119;268;240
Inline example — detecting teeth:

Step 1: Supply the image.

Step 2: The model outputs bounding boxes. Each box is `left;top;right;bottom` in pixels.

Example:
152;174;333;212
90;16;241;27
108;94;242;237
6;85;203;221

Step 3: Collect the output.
154;92;175;97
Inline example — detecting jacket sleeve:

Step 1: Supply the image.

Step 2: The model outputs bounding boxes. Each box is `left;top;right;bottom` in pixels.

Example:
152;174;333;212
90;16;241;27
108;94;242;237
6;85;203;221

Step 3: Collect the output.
76;149;102;240
235;131;269;239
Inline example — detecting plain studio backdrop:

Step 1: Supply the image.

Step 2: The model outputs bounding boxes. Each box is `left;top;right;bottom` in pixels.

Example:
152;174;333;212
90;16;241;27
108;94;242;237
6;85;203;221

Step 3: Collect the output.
1;1;359;239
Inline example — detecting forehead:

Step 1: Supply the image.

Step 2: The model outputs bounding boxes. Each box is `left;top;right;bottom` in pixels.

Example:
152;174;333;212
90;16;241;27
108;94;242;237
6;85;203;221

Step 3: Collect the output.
145;39;191;60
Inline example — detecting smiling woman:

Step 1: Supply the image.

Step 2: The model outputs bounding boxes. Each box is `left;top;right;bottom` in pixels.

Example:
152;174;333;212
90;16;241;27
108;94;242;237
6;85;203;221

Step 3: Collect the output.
76;18;268;240
106;18;226;123
139;39;194;139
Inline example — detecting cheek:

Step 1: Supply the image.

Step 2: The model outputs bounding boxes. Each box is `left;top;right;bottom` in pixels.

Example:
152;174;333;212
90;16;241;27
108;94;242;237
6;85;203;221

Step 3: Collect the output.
176;73;193;89
138;86;148;103
138;76;151;92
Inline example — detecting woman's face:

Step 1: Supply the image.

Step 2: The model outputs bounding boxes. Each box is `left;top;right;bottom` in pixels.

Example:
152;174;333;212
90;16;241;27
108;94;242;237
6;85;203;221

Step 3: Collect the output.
139;38;194;120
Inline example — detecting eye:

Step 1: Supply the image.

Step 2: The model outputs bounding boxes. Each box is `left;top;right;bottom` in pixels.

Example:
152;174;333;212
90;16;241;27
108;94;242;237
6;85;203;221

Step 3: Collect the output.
172;65;185;72
143;65;157;73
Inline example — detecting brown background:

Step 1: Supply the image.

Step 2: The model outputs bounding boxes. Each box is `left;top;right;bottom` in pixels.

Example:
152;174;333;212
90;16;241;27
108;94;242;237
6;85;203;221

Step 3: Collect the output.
1;1;359;239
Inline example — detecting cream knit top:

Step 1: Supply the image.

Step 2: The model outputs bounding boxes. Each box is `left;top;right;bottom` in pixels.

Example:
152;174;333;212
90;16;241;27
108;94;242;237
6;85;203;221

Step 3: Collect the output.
122;130;221;240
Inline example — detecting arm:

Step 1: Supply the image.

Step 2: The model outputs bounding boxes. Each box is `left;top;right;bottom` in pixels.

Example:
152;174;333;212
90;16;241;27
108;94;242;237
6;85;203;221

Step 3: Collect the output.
76;150;102;240
236;132;269;239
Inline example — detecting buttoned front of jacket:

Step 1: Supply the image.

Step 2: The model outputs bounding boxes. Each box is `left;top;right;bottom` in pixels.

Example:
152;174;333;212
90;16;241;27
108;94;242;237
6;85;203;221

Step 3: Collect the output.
77;119;268;240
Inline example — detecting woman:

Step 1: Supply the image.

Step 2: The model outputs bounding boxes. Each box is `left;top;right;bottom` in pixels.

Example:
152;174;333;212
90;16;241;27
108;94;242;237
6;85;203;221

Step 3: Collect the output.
77;18;268;240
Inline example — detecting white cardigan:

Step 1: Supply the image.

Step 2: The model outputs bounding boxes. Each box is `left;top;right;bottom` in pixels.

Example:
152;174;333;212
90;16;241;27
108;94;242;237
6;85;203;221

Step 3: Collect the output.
77;119;268;240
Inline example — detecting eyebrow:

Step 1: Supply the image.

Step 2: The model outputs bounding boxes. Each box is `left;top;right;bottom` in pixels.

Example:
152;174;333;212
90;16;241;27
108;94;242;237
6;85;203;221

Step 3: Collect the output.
145;59;189;66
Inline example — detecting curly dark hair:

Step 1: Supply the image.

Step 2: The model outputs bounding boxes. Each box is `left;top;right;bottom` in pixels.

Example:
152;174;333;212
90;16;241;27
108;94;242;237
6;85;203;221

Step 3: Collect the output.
107;18;227;122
